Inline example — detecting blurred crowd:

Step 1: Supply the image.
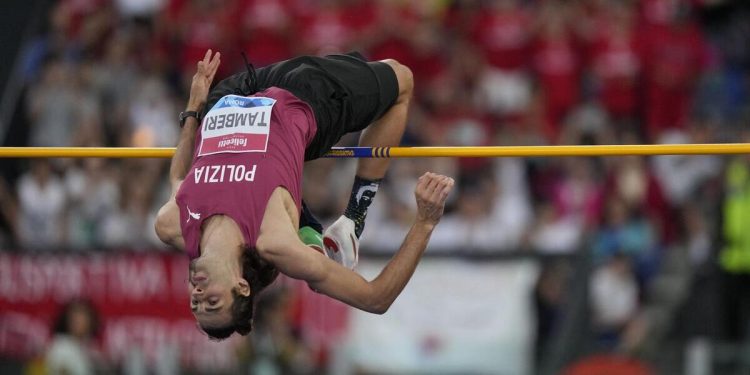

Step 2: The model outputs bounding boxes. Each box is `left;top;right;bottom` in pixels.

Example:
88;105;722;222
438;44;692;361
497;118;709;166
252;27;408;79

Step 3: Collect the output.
1;0;749;373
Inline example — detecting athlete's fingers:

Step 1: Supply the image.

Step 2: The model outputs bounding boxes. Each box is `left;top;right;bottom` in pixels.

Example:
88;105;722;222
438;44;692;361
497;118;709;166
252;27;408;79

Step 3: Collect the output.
418;174;436;198
416;172;430;194
415;172;435;201
203;49;212;66
207;52;221;82
196;52;207;75
210;52;221;71
423;173;441;194
432;177;454;203
431;175;451;196
428;176;452;202
414;173;452;225
197;50;215;77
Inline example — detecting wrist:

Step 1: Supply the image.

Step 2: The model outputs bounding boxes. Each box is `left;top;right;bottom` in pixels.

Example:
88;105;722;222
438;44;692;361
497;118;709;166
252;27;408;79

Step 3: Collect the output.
179;109;202;128
413;219;436;233
181;115;200;129
186;98;205;112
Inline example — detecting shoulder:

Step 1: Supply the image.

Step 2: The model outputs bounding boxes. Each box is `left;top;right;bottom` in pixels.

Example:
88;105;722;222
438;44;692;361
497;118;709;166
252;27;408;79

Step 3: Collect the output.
155;199;184;249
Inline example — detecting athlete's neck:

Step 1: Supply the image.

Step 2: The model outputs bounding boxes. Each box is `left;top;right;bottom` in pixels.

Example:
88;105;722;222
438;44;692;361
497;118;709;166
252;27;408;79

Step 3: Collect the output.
195;215;245;275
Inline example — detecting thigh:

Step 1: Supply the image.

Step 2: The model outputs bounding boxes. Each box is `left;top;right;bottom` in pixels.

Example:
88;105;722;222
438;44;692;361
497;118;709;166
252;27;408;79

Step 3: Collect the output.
256;53;399;160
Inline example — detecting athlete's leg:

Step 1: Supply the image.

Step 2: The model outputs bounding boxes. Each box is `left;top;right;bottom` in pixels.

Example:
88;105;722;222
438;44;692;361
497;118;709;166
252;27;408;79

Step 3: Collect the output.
341;60;412;238
325;61;412;268
355;59;413;179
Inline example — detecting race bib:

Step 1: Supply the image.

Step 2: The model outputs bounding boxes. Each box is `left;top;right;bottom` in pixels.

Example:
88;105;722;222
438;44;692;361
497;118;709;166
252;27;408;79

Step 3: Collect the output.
198;95;276;156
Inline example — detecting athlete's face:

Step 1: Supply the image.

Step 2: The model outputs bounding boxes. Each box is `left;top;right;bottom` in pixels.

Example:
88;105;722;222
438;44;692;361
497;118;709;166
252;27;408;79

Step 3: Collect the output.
188;258;248;328
189;272;232;327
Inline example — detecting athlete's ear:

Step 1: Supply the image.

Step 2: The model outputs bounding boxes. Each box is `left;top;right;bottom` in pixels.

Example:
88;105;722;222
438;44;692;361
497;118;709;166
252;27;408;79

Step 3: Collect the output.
237;279;251;297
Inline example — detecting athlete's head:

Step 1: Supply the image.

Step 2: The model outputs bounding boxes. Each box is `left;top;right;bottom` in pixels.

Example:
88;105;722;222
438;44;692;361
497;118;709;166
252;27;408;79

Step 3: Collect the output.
190;246;278;339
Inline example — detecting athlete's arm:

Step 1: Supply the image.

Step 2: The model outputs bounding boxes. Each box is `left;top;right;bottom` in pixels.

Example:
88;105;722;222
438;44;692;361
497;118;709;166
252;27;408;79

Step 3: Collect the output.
170;49;221;190
155;50;221;249
259;172;453;314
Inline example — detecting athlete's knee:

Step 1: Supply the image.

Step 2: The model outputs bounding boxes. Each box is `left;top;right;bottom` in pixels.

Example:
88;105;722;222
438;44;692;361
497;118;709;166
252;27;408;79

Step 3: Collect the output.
381;59;413;100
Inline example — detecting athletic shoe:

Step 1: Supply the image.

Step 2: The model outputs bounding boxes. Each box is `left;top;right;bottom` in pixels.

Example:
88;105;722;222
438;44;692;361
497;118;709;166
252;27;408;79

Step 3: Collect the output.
323;216;359;269
298;226;325;255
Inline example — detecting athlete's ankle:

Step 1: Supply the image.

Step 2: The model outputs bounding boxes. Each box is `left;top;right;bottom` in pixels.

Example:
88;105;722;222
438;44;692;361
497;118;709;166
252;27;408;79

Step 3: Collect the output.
343;175;381;238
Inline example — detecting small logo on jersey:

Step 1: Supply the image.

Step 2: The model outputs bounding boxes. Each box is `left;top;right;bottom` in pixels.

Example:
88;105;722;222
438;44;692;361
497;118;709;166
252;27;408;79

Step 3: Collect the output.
186;206;201;223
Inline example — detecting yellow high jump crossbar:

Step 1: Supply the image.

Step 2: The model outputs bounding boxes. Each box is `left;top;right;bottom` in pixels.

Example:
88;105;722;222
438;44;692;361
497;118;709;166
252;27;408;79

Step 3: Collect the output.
0;144;748;158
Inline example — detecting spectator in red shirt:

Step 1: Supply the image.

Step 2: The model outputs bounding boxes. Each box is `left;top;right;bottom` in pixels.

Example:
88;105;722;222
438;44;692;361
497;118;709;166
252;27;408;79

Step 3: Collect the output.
640;0;681;28
588;0;643;125
642;4;709;140
295;0;356;55
52;0;110;41
552;158;604;229
405;20;450;93
339;0;381;49
367;4;447;98
236;0;296;67
365;2;422;67
531;1;581;140
469;0;532;71
175;0;234;77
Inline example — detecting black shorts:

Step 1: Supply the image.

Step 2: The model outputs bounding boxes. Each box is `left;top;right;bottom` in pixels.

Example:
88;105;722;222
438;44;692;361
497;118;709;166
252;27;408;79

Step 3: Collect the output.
204;52;399;161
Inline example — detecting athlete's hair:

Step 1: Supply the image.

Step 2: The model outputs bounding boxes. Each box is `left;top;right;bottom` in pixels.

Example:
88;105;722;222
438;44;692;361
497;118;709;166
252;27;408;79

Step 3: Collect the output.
201;246;278;340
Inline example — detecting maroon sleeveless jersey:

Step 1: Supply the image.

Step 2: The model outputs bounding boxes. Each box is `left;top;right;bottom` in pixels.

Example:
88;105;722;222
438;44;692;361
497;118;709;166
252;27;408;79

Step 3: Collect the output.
176;87;316;260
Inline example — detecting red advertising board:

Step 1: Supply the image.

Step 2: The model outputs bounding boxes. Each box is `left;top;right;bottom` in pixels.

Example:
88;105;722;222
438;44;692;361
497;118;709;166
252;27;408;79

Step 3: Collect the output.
0;251;352;371
0;252;240;370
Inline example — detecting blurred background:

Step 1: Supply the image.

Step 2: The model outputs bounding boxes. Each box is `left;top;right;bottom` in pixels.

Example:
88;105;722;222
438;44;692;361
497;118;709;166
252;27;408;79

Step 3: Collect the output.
0;0;749;374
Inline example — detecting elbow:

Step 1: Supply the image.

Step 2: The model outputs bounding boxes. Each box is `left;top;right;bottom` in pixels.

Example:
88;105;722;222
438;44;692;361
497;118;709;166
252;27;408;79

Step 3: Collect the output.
362;281;398;314
369;304;389;315
154;217;166;243
154;214;174;245
369;302;391;315
365;294;392;315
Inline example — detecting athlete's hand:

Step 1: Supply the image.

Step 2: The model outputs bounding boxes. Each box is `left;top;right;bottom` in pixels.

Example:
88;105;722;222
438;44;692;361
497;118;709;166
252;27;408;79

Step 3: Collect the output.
414;172;454;227
187;49;221;112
